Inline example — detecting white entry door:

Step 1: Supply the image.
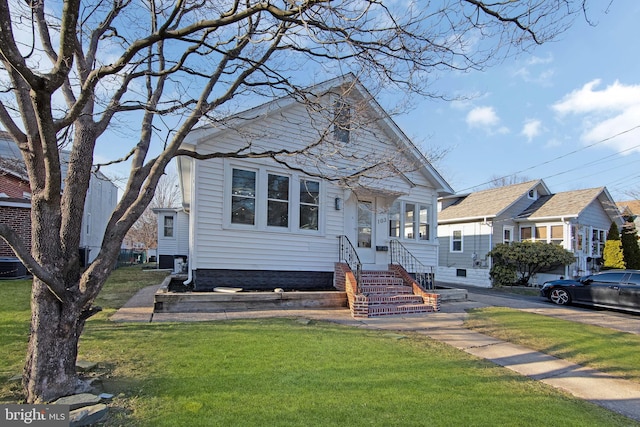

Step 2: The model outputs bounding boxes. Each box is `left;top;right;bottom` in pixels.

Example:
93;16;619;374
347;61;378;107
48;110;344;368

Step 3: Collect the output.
357;200;376;264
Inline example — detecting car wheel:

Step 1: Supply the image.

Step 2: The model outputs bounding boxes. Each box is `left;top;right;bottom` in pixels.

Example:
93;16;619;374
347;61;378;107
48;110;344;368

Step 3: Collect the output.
549;288;571;305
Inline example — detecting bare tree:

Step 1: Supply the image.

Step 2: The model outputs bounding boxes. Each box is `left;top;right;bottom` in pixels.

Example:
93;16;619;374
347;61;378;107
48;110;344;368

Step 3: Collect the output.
125;171;180;251
487;174;533;188
0;0;589;402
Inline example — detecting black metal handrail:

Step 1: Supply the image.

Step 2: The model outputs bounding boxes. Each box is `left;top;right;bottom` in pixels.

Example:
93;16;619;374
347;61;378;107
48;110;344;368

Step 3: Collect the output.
338;235;361;293
390;239;435;290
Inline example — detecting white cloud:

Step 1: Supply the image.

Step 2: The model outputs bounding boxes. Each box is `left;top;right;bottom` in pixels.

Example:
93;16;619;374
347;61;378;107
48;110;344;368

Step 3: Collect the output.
521;119;542;142
465;106;510;135
526;54;554;66
552;80;640;153
466;106;499;128
512;53;555;86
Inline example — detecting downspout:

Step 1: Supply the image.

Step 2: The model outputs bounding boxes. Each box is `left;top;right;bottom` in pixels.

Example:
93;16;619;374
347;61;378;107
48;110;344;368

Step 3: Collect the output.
486;217;492;269
183;158;196;286
563;217;572;278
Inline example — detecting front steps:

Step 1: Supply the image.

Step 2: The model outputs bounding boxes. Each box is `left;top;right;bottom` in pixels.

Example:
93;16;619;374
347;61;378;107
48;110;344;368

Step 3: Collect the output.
351;269;439;318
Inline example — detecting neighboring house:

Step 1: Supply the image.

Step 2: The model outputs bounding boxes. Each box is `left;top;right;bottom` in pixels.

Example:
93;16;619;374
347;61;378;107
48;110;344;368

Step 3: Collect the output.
0;166;32;277
437;180;623;287
0;132;118;265
616;200;640;238
153;207;189;272
176;75;454;292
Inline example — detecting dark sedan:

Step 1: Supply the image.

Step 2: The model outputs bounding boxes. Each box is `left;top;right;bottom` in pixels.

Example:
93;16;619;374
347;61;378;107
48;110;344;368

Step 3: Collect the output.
540;270;640;313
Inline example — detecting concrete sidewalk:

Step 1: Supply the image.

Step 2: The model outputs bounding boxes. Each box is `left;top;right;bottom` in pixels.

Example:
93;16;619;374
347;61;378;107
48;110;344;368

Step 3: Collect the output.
112;286;640;423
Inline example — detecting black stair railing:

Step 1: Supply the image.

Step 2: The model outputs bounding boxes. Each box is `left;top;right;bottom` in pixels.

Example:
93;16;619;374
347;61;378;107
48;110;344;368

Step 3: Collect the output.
338;235;362;293
390;239;435;290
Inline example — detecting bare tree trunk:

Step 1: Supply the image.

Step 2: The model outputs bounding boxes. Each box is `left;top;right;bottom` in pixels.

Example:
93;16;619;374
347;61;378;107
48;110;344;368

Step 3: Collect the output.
23;278;85;403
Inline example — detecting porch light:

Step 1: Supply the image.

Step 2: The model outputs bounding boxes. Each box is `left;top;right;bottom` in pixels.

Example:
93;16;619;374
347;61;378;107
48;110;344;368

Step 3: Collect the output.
335;197;343;210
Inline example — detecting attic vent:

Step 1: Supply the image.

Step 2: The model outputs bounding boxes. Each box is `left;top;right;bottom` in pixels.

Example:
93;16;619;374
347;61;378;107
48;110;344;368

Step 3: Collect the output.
528;189;537;200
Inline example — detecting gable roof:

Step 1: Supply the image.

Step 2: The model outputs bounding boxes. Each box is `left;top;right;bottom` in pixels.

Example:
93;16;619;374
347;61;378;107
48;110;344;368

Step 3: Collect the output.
438;180;548;223
515;187;620;222
0;132;114;185
179;75;454;205
617;200;640;216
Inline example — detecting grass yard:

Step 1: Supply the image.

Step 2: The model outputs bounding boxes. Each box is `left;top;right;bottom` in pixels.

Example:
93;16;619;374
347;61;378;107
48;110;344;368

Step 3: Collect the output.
465;307;640;384
0;268;638;426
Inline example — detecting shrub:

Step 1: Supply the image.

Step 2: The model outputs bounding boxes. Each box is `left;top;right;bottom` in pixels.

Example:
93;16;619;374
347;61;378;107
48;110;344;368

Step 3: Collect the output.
603;222;625;270
489;241;576;286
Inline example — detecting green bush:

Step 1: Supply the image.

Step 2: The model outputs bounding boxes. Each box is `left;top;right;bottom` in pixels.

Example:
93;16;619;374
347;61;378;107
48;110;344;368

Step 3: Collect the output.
603;222;625;270
489;241;576;286
489;263;518;287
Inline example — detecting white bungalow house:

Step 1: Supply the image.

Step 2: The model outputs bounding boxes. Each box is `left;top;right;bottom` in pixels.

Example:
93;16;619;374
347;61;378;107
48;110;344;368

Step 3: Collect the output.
437;180;624;287
174;75;454;316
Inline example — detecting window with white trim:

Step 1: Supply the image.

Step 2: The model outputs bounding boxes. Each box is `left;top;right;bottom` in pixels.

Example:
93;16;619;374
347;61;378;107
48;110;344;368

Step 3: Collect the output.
228;166;321;233
388;201;430;241
503;226;514;244
163;215;174;237
231;168;256;225
267;174;289;227
451;229;462;252
389;202;400;238
591;228;606;256
520;226;533;241
520;224;564;245
299;179;319;230
550;225;564;245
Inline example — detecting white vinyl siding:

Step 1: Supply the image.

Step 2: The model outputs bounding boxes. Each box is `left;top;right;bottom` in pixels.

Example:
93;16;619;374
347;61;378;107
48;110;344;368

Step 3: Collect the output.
156;209;189;257
184;91;443;273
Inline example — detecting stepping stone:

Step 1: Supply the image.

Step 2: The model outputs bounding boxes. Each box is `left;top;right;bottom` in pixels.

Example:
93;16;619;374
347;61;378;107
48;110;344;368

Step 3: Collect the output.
70;403;108;427
52;393;101;410
76;360;98;371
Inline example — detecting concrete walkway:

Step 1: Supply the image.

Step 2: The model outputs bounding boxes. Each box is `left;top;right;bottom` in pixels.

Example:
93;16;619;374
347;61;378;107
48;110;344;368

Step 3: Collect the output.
112;287;640;423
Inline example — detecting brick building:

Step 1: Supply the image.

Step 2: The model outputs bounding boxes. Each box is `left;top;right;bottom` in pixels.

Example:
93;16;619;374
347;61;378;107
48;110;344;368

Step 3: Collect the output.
0;133;118;270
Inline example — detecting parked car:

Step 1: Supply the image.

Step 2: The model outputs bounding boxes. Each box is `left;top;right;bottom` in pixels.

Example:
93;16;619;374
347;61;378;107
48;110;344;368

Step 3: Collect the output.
540;270;640;313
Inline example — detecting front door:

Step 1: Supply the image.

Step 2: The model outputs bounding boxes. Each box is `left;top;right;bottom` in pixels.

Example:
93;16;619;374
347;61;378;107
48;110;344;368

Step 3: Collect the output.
357;200;375;264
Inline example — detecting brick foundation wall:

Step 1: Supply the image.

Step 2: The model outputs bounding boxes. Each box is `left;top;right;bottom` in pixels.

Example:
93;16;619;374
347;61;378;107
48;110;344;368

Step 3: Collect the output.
335;263;366;317
389;264;440;312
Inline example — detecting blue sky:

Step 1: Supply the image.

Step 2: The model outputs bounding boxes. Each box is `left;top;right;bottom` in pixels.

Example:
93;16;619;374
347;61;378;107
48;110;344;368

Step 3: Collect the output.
8;1;632;202
394;0;640;202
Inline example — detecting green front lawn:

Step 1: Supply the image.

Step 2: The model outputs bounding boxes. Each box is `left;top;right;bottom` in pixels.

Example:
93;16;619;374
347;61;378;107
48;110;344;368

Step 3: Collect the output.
465;307;640;384
0;268;637;426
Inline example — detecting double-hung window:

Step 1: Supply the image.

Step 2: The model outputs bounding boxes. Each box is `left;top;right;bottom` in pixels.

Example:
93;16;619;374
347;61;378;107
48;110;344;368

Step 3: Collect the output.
299;179;320;230
591;228;606;256
267;174;289;227
231;169;256;225
451;230;463;252
503;226;514;244
229;165;320;232
388;201;430;241
163;215;174;237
